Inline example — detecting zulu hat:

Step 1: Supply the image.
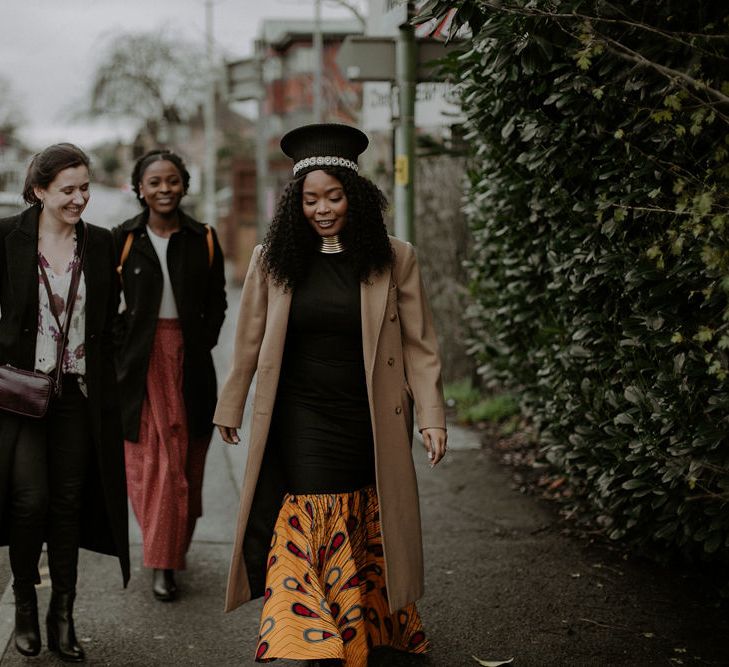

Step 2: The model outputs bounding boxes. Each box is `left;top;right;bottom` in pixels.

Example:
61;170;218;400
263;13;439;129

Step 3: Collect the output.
280;123;369;177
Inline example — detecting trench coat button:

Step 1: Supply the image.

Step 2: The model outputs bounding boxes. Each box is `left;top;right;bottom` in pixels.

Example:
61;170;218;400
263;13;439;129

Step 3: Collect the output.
133;266;141;275
89;333;96;340
387;357;394;366
23;327;30;333
389;313;397;321
395;406;402;415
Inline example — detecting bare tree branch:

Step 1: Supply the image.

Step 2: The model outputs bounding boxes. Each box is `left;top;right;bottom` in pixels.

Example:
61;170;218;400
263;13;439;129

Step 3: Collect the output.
472;1;729;44
323;0;366;28
0;77;22;134
462;2;729;112
596;33;729;107
88;31;207;125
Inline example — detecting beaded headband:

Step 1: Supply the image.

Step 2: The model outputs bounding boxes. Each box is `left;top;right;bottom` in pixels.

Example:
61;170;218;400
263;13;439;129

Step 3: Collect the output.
292;156;359;175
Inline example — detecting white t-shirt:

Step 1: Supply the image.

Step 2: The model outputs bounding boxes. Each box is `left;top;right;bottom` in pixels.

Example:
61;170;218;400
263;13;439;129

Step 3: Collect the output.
146;226;179;319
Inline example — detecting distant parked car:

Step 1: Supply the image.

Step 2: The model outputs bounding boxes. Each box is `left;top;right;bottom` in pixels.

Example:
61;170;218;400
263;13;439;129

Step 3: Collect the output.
0;191;24;218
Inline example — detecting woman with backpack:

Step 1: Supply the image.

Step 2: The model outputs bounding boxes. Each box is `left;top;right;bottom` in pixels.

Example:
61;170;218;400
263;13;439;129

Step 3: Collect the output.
113;149;226;602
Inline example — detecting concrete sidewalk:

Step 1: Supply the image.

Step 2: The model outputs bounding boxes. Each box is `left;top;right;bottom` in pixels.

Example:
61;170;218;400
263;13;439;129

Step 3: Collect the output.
3;420;727;666
0;277;727;665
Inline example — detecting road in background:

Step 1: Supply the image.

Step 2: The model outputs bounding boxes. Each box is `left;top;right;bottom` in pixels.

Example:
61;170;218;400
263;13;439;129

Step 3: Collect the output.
83;185;139;230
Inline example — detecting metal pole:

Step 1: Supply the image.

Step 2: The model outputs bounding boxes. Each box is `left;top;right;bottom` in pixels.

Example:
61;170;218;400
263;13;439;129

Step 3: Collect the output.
204;0;217;226
313;0;323;122
394;1;416;242
255;48;268;242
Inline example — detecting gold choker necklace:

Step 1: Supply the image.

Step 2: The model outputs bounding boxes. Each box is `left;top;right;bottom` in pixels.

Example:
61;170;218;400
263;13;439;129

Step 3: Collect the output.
319;235;344;254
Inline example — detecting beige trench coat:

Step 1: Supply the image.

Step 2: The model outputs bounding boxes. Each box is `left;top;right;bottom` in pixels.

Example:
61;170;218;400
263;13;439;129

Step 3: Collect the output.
214;236;445;613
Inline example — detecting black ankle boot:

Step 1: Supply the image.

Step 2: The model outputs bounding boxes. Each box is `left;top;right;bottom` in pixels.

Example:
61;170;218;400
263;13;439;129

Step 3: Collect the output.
47;591;85;663
13;584;40;657
152;568;177;602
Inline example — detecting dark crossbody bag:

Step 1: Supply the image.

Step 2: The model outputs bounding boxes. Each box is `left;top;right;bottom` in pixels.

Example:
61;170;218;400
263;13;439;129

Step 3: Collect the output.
0;223;87;419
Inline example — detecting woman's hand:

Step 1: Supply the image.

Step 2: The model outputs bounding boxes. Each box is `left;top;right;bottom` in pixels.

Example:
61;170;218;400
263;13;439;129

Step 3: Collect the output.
217;425;240;445
421;428;447;467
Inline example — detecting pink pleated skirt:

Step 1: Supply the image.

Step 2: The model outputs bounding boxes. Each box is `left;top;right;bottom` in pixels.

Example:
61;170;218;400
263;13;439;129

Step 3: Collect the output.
124;319;211;570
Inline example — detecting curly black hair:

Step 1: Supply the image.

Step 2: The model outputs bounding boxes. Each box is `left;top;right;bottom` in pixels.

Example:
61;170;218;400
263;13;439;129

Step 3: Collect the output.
261;167;394;289
131;149;190;208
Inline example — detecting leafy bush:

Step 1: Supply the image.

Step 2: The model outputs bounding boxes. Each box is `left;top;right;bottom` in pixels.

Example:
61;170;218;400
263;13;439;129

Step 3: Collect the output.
420;1;729;560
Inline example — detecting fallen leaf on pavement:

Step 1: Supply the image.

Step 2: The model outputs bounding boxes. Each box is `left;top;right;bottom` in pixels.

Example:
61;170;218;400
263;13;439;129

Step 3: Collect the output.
472;658;514;666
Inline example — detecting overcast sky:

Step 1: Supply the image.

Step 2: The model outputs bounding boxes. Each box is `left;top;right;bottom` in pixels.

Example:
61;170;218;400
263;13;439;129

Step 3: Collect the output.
0;0;361;150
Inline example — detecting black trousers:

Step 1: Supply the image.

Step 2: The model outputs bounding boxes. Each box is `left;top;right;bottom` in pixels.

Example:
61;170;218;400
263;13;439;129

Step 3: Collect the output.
8;375;92;594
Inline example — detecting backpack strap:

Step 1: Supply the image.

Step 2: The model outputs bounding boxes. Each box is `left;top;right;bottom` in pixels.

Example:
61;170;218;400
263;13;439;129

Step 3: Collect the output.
116;226;214;276
117;231;134;277
204;224;214;268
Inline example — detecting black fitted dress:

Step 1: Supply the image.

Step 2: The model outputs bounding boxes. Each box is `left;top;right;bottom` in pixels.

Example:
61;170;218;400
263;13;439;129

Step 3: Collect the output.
268;250;375;495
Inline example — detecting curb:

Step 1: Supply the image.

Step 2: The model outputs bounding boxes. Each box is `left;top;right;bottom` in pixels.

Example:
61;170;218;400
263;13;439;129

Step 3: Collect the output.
445;421;482;451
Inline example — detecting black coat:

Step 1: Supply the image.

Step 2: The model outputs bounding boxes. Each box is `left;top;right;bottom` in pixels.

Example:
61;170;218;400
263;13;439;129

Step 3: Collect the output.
0;206;130;585
111;209;226;442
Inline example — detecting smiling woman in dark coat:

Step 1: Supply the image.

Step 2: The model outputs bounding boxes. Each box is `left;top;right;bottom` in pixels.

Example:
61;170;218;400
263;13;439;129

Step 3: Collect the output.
112;149;226;603
0;143;130;663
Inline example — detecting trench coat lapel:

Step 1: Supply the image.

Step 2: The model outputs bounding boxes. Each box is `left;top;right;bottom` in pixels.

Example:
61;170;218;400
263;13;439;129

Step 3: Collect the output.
5;208;40;324
360;267;391;381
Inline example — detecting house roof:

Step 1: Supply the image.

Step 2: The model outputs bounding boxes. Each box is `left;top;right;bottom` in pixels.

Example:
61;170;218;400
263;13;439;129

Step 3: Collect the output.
259;18;363;49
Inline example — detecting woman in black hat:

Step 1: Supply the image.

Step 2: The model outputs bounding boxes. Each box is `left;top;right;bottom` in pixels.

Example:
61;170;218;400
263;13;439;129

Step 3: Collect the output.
215;123;447;666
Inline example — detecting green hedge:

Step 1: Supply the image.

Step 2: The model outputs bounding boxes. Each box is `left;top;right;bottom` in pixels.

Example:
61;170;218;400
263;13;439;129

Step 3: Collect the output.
420;1;729;559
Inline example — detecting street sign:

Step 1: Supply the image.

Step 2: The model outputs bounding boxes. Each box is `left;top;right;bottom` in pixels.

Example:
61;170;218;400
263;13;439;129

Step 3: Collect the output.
336;37;395;81
336;36;459;82
226;58;264;101
362;81;463;131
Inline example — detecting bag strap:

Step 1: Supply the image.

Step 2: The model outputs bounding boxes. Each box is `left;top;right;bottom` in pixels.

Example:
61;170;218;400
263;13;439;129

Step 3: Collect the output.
116;225;213;277
38;222;88;393
204;224;214;268
116;230;134;279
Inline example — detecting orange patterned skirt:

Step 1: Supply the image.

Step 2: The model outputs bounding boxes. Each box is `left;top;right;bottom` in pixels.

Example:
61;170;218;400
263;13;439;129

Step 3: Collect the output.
255;486;429;666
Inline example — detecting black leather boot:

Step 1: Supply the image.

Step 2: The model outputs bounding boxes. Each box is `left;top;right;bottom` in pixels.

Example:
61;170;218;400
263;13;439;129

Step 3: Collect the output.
47;591;85;662
13;584;40;657
152;568;177;602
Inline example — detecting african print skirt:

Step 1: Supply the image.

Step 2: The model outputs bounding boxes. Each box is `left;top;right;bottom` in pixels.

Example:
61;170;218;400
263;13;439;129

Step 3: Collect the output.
255;486;429;666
